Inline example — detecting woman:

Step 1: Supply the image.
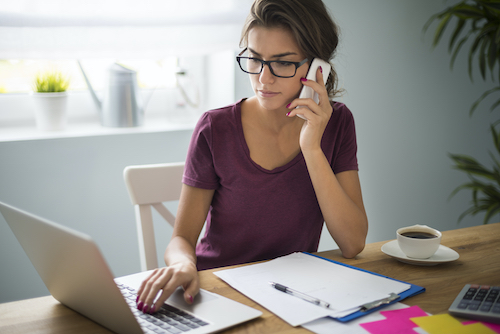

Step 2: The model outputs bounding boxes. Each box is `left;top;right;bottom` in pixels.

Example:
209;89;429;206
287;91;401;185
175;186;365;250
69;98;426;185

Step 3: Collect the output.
136;0;368;314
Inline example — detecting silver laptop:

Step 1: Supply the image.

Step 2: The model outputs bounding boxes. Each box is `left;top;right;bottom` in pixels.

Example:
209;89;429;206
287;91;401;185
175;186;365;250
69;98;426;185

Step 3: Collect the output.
0;201;261;334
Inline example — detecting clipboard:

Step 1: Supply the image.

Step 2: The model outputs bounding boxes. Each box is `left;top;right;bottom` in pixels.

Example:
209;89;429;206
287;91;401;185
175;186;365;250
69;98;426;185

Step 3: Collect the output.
305;252;425;322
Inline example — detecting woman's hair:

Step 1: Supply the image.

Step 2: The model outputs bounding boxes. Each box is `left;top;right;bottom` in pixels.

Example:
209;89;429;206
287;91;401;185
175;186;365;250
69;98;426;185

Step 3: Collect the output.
240;0;342;98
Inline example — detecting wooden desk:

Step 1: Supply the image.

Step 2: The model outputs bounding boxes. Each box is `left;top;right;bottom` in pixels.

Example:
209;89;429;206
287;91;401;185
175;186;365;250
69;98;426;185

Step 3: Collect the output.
1;223;499;334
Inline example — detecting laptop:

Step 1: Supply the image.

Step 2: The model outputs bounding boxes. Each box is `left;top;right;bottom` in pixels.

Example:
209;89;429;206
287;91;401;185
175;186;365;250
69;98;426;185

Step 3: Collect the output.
0;201;262;334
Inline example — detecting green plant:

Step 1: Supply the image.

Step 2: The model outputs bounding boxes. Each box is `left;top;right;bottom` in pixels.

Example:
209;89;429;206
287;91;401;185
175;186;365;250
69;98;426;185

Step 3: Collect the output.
33;70;70;93
425;0;500;224
449;122;500;224
424;0;500;115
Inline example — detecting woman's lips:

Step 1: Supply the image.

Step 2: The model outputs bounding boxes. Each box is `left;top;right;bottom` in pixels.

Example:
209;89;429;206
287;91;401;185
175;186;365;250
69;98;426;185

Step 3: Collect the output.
258;90;279;98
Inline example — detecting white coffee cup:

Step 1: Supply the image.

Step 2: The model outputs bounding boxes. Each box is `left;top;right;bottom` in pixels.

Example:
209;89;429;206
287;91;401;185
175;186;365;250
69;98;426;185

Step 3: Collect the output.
396;224;442;259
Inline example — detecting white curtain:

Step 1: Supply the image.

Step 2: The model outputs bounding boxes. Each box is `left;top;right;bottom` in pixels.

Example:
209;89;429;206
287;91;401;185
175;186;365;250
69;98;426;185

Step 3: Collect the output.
0;0;251;59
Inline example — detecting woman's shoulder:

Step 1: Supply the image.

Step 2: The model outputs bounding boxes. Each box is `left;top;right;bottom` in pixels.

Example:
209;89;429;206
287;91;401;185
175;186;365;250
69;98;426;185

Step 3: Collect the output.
195;99;244;133
330;101;355;124
203;99;244;119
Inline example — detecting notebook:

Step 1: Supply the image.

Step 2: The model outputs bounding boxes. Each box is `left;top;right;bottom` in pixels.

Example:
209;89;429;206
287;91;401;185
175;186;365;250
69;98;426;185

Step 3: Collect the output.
0;201;262;334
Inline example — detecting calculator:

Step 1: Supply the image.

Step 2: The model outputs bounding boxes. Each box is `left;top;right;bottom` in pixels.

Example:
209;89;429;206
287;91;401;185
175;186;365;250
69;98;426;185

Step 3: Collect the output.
448;284;500;324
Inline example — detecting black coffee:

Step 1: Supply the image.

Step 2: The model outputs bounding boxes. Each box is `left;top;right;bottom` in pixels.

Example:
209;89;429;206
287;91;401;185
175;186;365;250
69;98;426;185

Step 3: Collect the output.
401;231;437;239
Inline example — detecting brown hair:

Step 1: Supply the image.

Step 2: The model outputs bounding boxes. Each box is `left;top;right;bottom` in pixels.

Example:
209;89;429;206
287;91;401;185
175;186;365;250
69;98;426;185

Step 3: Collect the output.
240;0;341;98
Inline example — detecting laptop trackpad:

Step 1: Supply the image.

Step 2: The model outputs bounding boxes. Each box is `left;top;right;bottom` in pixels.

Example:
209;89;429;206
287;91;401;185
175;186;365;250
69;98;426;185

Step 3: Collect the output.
168;287;218;306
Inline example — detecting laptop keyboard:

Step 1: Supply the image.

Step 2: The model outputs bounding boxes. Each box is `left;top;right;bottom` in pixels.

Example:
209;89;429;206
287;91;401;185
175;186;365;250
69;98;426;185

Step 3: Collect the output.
117;283;209;333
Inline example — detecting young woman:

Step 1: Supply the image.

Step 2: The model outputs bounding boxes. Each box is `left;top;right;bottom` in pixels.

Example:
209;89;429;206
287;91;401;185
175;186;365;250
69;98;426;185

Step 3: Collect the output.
136;0;368;314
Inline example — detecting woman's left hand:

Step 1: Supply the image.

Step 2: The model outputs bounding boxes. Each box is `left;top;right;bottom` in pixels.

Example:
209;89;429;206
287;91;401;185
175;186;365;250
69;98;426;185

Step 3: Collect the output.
286;67;332;153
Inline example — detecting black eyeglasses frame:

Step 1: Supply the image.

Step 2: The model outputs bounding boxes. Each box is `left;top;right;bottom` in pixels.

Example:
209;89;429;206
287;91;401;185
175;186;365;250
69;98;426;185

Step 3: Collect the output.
236;48;309;78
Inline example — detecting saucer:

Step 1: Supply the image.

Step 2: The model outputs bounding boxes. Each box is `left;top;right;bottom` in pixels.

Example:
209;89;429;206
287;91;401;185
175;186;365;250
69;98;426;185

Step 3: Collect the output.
381;240;459;266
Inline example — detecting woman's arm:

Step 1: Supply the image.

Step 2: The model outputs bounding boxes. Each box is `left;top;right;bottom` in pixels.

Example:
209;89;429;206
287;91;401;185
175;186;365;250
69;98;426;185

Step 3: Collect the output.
303;153;368;258
286;68;368;258
136;184;215;314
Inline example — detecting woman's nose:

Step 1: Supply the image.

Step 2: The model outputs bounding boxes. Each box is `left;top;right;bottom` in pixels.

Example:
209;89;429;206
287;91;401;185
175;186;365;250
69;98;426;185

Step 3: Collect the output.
259;64;275;84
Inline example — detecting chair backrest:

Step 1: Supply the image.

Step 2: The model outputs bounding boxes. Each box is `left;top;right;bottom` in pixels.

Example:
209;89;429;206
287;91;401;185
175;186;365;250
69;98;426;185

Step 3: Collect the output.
123;162;184;271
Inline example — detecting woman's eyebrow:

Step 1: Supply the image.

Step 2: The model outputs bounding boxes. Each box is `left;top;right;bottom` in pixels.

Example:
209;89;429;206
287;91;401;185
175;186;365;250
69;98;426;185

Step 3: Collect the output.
248;48;298;59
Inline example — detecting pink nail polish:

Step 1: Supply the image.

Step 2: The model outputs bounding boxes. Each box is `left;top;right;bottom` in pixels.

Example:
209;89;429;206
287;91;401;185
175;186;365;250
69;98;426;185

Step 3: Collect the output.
286;103;291;108
188;295;193;303
137;301;144;311
319;66;323;73
136;295;140;303
143;305;150;314
286;111;291;116
300;78;307;82
149;305;156;314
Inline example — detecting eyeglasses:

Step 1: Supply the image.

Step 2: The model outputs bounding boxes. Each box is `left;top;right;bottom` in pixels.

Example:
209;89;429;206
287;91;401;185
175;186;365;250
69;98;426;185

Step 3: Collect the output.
236;49;308;78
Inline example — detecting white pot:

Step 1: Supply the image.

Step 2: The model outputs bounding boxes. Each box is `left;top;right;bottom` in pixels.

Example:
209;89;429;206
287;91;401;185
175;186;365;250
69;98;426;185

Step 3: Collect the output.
31;92;68;131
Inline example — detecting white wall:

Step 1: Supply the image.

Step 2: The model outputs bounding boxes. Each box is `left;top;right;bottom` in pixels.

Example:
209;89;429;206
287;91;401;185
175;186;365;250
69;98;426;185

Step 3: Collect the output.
0;0;496;303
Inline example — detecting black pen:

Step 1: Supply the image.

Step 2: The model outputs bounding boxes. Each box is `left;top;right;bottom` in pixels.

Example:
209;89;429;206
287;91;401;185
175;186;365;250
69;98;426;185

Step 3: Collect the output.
269;282;330;309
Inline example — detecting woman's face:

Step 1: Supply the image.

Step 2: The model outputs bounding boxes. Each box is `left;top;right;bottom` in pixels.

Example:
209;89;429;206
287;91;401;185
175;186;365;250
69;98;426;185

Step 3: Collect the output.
246;25;309;113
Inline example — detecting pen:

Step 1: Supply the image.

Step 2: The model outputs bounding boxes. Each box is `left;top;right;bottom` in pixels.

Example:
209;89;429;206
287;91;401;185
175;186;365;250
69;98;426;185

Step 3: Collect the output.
269;282;330;309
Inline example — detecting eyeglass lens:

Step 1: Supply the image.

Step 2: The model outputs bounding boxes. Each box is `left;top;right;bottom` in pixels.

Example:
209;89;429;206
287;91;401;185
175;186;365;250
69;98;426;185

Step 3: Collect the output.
239;56;298;77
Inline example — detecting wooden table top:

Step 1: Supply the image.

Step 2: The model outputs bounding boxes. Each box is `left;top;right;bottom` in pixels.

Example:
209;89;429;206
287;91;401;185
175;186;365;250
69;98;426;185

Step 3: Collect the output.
2;223;499;334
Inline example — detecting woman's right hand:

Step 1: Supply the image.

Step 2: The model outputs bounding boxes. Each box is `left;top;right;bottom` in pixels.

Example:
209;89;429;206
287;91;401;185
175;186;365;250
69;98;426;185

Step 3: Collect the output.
135;261;200;314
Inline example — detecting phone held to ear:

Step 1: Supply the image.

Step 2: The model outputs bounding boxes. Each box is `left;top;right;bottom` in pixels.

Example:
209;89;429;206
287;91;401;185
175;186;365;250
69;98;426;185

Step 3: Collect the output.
296;58;331;120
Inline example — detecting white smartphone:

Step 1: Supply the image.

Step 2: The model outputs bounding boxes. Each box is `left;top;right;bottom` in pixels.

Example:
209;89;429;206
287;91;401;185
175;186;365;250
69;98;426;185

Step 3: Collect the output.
295;58;331;120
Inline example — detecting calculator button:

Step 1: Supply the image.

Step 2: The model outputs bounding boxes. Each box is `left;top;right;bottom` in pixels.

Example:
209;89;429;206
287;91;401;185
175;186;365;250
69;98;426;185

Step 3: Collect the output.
480;304;492;312
468;304;480;311
458;302;469;309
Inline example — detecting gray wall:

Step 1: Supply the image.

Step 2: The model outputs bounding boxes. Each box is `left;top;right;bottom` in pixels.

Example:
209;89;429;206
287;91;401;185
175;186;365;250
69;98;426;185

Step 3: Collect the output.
0;0;495;303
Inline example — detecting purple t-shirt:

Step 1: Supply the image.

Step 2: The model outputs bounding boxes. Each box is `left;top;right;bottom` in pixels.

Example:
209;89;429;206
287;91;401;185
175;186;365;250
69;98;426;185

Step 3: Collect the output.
183;99;358;270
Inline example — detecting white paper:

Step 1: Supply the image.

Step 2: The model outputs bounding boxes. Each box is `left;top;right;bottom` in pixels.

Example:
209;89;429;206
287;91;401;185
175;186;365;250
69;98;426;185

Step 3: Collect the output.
214;253;411;327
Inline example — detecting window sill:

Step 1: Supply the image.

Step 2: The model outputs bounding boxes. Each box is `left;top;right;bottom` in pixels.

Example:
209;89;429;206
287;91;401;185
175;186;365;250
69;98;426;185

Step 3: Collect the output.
0;117;195;143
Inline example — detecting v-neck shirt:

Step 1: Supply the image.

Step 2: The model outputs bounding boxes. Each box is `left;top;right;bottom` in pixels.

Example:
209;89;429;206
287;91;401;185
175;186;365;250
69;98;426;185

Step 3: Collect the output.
183;99;358;270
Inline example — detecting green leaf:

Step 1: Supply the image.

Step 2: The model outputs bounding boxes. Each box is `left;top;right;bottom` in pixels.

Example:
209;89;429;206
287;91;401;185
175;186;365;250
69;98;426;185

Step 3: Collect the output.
487;34;498;71
481;2;500;12
453;7;487;20
433;13;453;47
450;153;495;179
479;37;489;80
449;18;467;52
492;123;500;152
469;86;500;115
450;35;470;70
484;203;500;224
490;97;500;111
495;24;500;43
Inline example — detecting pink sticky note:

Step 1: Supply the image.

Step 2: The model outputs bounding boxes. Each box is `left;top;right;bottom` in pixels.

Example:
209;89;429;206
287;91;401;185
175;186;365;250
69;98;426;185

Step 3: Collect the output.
360;306;428;334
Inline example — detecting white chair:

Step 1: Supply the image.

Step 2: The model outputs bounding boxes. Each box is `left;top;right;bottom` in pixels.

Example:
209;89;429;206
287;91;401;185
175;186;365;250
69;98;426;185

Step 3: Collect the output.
123;162;184;271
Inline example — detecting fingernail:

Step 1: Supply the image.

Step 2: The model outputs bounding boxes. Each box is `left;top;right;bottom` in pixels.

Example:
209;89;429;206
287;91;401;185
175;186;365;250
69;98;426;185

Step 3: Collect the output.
286;103;291;108
319;66;323;73
149;305;156;314
137;301;144;311
143;305;150;314
136;295;140;303
300;78;307;82
286;111;291;116
188;295;193;303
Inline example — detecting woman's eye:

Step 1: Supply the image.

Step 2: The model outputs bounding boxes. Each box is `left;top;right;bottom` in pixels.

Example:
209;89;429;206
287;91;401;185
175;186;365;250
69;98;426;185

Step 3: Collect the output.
274;61;293;68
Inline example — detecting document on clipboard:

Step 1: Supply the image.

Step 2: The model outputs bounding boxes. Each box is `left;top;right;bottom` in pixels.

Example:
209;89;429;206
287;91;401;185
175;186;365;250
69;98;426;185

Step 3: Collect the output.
214;252;424;327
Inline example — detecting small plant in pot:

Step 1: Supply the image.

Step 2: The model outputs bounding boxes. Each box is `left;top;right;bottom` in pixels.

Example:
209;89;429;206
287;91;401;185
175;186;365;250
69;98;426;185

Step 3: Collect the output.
31;70;70;131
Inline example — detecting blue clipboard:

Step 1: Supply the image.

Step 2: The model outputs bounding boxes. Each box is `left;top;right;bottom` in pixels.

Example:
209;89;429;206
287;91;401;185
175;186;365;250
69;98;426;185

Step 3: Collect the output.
304;252;425;322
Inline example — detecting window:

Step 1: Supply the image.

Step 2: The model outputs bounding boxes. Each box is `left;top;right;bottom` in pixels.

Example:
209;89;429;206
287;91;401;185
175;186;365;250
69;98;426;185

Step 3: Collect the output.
0;0;251;137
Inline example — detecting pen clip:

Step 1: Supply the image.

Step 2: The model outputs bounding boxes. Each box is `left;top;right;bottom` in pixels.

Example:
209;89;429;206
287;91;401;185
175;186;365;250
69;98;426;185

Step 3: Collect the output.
360;293;399;312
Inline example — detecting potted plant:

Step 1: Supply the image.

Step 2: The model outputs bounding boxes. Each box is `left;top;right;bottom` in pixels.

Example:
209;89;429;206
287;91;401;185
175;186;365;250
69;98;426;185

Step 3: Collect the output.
425;0;500;224
31;70;70;131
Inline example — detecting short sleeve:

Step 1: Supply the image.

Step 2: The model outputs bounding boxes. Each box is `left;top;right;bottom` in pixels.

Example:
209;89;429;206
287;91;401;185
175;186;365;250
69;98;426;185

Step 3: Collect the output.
182;112;220;189
331;104;358;174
